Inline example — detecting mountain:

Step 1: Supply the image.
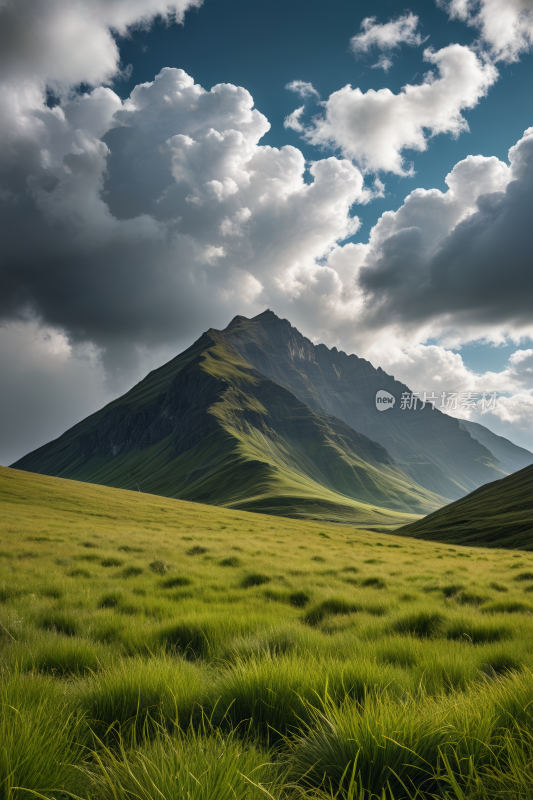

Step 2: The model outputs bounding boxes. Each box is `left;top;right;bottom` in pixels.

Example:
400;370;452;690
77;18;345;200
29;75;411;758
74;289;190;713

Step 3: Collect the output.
398;464;533;549
221;311;504;500
458;419;533;475
11;326;445;525
12;310;519;524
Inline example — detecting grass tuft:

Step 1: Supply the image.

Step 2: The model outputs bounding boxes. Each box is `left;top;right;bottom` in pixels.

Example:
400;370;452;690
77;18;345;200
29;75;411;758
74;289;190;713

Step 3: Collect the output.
162;575;193;588
38;612;79;637
303;598;359;626
122;565;143;578
241;573;271;588
289;591;311;607
187;546;208;555
390;611;445;638
98;592;123;609
482;600;533;614
149;559;172;574
101;557;123;567
220;556;241;567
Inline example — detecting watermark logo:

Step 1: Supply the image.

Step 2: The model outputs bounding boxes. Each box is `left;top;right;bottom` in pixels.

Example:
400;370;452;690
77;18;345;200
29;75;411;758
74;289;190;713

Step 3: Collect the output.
375;389;396;411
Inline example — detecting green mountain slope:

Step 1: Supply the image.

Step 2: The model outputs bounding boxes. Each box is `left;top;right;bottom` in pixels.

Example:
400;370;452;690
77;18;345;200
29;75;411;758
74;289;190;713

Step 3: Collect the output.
458;419;533;475
221;311;506;500
398;464;533;549
12;331;445;525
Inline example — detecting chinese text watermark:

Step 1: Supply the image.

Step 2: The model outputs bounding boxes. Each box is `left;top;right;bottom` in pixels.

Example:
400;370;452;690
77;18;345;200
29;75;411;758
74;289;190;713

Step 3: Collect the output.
375;390;499;412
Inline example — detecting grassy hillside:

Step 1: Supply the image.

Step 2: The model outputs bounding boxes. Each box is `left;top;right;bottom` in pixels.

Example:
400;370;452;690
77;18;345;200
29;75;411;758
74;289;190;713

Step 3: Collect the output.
12;334;445;526
399;463;533;549
4;467;533;798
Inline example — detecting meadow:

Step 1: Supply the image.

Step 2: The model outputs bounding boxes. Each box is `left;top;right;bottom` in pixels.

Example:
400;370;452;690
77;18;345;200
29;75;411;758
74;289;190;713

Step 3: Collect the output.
2;465;533;799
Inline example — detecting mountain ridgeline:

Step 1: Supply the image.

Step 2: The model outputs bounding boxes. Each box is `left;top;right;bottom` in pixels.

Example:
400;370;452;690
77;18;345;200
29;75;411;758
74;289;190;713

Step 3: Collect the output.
11;311;533;525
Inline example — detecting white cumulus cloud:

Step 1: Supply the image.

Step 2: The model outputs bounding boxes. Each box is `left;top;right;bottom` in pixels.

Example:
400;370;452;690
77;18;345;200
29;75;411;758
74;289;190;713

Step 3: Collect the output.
284;105;305;132
304;44;498;175
285;80;320;99
350;12;428;70
440;0;533;62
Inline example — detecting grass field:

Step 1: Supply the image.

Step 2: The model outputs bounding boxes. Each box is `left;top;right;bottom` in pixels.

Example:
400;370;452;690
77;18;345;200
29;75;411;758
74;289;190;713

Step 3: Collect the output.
3;465;533;799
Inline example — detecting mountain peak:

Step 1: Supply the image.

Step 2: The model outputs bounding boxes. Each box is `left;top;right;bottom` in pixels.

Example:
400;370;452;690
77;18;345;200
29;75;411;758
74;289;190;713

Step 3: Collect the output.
252;309;283;323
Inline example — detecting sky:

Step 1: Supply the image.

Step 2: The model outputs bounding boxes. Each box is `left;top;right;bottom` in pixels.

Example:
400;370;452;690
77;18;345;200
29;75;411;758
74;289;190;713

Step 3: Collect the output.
1;0;533;465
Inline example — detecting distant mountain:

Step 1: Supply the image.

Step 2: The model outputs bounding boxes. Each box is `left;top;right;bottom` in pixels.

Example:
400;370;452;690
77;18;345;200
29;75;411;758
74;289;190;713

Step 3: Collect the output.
221;311;504;500
12;310;521;524
11;327;444;525
398;464;533;549
458;419;533;475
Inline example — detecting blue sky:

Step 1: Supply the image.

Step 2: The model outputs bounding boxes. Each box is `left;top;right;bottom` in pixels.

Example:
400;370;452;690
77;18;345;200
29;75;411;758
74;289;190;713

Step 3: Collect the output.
1;0;533;463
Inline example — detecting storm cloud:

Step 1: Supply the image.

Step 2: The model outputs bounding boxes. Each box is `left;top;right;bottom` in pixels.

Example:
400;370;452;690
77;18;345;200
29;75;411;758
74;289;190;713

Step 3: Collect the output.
359;128;533;334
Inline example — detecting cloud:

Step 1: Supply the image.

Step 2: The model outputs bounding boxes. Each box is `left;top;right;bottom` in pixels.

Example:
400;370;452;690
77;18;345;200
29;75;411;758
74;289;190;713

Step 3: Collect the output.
372;342;533;451
284;105;305;132
304;45;498;175
285;80;320;99
358;127;533;340
371;55;394;73
0;0;202;90
0;319;109;465
350;12;428;68
0;66;366;387
440;0;533;62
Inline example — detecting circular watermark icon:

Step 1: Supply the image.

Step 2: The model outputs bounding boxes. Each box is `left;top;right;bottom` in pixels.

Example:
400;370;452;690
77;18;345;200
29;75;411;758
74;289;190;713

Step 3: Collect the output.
375;389;396;411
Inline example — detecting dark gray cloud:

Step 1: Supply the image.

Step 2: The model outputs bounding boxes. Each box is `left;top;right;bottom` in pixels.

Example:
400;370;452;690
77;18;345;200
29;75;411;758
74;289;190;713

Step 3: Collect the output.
359;129;533;330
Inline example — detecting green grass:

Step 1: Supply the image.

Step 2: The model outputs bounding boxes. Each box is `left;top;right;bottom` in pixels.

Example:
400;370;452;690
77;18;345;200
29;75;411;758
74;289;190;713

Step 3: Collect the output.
399;463;533;549
4;466;533;798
